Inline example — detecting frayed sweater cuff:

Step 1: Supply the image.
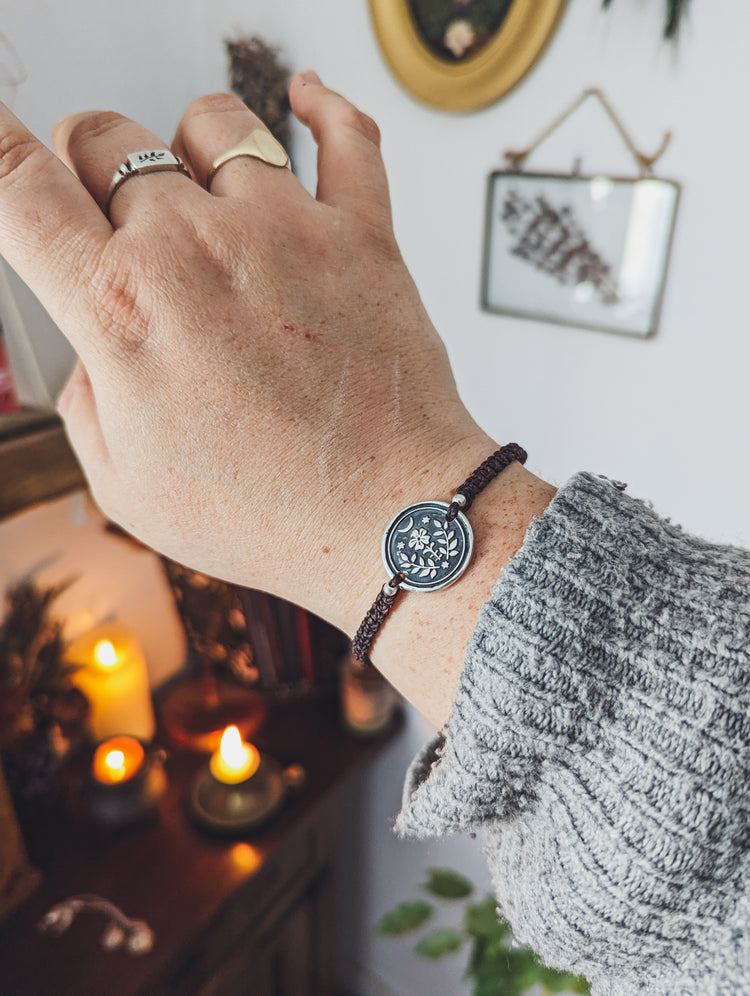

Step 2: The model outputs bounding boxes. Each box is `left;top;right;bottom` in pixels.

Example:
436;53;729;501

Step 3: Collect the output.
395;470;750;838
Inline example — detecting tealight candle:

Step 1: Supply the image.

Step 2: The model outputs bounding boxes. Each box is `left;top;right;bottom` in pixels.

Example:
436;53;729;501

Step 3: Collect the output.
209;726;260;785
92;736;145;785
68;624;155;742
85;736;167;827
189;726;293;834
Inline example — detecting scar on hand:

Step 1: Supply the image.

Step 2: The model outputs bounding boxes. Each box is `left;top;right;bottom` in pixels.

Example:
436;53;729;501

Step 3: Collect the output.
283;322;320;344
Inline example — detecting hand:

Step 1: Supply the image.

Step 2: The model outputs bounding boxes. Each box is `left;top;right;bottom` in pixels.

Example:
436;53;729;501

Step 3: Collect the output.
0;74;487;628
0;74;554;725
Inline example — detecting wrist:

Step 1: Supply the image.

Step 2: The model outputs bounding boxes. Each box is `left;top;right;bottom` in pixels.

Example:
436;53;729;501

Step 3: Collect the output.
334;427;500;633
347;443;556;728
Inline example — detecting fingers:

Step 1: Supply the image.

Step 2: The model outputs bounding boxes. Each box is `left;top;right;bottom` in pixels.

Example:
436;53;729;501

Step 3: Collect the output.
53;111;201;226
289;71;392;225
172;92;294;198
0;103;112;354
0;77;393;378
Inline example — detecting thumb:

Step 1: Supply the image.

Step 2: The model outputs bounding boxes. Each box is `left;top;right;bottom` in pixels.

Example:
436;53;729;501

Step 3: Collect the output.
289;71;393;226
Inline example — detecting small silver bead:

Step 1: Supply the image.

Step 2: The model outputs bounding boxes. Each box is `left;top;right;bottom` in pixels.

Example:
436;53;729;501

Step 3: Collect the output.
451;493;467;508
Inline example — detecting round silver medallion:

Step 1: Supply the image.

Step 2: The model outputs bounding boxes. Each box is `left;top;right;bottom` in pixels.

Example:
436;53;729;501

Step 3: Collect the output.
382;501;473;593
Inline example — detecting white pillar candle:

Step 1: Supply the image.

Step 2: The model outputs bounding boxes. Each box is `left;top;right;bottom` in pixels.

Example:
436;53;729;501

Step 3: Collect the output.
68;623;156;742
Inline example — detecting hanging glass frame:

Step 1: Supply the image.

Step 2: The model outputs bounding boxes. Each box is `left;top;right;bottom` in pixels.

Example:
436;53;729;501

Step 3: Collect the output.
481;171;679;337
480;88;679;338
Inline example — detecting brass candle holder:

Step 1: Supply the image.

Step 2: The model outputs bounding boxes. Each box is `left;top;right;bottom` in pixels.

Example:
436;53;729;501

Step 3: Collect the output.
188;726;304;836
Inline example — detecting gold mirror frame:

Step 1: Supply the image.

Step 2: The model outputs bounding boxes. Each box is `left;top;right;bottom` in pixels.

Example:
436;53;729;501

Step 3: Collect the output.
368;0;569;112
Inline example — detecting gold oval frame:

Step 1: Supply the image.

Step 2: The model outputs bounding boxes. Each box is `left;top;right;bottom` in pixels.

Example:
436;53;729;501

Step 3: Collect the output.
368;0;569;112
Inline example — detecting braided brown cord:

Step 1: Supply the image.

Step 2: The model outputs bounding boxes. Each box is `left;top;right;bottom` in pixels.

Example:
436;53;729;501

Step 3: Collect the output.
352;573;405;667
445;443;527;522
352;443;527;666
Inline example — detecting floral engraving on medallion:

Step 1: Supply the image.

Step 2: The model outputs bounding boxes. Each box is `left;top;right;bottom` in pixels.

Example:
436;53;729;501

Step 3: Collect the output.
382;501;473;593
399;518;459;579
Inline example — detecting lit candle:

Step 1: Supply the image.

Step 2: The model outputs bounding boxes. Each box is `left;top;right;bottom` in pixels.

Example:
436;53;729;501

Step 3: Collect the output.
209;726;260;785
92;736;145;785
68;624;156;742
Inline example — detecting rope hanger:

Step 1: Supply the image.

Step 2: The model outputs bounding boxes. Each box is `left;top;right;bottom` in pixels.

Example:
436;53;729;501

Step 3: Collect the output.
503;88;672;177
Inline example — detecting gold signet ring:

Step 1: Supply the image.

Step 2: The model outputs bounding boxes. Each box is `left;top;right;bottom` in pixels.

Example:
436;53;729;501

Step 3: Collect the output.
207;130;291;191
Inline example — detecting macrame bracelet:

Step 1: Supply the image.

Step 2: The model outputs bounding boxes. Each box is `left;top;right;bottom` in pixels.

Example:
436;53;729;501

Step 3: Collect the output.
351;443;527;667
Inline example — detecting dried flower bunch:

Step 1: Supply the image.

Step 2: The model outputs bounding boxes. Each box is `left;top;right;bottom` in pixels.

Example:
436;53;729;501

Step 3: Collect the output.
161;559;256;685
0;579;86;750
225;36;292;150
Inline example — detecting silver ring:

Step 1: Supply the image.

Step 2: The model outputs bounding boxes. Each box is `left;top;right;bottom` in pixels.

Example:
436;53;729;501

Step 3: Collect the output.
106;150;191;218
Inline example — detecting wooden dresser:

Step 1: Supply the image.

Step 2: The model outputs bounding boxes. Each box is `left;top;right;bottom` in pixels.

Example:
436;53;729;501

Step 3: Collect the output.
0;691;400;996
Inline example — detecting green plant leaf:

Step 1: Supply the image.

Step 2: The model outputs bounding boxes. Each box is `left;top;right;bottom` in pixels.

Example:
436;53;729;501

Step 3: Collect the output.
422;867;474;899
473;974;513;996
464;894;512;943
414;928;466;959
471;944;591;996
471;949;526;996
533;965;591;994
371;900;433;936
571;976;591;994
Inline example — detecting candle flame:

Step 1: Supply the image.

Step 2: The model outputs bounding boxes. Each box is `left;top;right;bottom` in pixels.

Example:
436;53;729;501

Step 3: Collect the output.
105;749;125;772
210;725;260;783
220;725;245;767
92;736;145;785
94;639;118;668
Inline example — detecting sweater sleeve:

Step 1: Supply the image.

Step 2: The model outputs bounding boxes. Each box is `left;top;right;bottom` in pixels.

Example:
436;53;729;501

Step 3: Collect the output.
396;472;750;994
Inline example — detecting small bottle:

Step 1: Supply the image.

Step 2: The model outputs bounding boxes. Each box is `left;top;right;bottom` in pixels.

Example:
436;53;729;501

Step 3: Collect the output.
340;652;399;737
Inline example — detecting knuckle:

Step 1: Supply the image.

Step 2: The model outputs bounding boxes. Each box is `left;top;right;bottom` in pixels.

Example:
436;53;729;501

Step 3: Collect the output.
0;130;52;187
88;247;153;354
338;104;381;147
170;211;243;290
354;218;402;264
66;110;131;149
184;92;248;119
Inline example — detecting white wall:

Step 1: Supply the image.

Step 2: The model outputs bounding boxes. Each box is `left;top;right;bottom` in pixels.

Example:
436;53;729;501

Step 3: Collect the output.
2;1;749;993
2;0;202;147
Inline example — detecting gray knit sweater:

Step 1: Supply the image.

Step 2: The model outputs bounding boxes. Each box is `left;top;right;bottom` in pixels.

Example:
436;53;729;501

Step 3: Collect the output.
396;472;750;995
